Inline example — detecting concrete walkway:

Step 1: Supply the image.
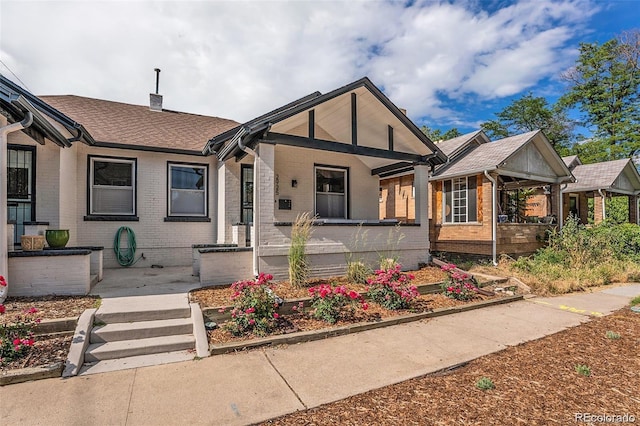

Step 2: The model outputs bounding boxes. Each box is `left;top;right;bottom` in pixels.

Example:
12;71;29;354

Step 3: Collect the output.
2;284;639;425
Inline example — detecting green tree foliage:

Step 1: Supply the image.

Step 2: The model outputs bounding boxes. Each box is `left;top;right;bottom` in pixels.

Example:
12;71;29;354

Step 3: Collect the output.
480;93;574;153
560;31;640;159
420;125;461;141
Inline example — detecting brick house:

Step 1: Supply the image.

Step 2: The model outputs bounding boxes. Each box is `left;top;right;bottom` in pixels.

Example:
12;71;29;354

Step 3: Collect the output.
381;130;574;263
1;75;446;296
559;155;640;224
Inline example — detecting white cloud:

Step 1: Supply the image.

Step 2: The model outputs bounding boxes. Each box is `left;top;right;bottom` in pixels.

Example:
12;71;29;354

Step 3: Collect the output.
0;0;598;125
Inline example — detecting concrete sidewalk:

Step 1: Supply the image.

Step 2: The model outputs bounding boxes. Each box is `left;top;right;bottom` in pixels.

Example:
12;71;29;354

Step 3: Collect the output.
2;284;639;426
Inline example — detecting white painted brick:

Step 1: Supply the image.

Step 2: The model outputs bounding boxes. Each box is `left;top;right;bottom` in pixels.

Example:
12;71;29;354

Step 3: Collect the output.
8;254;91;296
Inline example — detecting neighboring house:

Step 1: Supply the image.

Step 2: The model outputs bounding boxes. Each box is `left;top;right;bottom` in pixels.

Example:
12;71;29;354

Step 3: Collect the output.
380;130;574;263
1;75;446;291
560;156;640;224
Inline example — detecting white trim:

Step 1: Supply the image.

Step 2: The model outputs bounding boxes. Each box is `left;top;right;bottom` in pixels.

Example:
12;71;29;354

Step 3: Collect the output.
90;157;136;215
443;176;473;224
314;166;348;219
168;163;207;217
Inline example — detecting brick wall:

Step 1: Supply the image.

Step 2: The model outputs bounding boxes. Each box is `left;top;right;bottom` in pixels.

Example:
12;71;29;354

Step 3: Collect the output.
8;253;91;296
379;175;415;222
199;250;253;285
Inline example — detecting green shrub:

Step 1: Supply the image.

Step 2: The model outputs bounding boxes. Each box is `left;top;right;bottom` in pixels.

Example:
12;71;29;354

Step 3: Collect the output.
475;377;495;390
605;330;621;339
224;273;280;337
575;364;591;377
366;264;418;310
308;284;367;323
631;296;640;306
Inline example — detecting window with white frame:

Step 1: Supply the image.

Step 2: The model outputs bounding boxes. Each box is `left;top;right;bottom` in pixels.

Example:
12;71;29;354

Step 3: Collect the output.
90;157;136;215
315;166;347;218
443;176;477;223
168;163;207;216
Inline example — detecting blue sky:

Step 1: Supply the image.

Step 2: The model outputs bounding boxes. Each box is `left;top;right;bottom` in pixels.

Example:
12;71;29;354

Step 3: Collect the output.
0;0;638;135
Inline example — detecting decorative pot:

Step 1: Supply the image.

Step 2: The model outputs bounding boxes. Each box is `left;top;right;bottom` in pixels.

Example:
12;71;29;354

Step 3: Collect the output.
21;235;45;251
45;229;70;248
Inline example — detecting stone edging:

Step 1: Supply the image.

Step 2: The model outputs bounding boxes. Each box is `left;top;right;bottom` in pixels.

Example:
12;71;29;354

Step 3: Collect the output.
0;363;64;386
209;294;524;355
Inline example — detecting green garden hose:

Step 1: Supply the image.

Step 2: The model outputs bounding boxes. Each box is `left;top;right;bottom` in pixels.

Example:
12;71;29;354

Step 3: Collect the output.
114;226;141;267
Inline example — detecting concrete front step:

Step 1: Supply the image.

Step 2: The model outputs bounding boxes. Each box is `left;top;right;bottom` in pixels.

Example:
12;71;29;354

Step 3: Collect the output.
95;294;191;323
79;350;195;376
91;318;194;343
85;334;196;362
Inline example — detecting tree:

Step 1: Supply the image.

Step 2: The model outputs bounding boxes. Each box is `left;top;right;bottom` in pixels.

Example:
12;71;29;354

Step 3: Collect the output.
560;31;640;159
420;125;461;141
480;93;574;153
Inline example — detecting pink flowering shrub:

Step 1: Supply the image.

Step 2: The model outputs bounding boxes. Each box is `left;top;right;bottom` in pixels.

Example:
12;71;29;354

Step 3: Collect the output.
366;264;418;310
440;264;479;301
0;276;39;364
308;284;368;324
223;273;281;336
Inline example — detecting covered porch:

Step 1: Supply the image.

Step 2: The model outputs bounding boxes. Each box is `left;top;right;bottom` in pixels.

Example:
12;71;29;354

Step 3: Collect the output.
202;77;446;283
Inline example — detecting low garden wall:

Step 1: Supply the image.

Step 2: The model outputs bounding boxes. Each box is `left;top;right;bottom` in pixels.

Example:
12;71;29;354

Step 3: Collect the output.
8;249;93;296
199;247;253;285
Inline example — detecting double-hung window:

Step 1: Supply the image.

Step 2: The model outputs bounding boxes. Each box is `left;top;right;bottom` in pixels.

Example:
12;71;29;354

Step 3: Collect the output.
89;157;136;215
168;163;207;216
315;166;347;218
443;176;477;223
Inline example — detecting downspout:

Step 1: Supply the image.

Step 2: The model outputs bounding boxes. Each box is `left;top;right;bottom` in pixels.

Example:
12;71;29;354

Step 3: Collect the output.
484;171;498;266
598;189;606;221
237;128;260;277
0;112;33;303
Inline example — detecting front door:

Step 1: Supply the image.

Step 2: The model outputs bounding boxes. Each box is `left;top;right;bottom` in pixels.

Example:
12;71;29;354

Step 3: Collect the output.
241;164;253;246
7;145;36;247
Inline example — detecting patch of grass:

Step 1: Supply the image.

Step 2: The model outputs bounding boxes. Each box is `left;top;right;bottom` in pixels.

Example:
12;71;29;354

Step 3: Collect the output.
631;296;640;306
575;364;591;377
475;377;495;390
605;330;621;339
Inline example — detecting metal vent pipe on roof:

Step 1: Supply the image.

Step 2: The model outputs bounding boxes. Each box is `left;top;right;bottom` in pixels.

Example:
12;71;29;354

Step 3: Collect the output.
154;68;161;94
149;68;163;112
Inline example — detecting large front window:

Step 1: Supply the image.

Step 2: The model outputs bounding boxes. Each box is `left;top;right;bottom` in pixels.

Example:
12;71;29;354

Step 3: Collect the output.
315;166;347;218
90;157;136;215
443;176;477;223
168;163;207;216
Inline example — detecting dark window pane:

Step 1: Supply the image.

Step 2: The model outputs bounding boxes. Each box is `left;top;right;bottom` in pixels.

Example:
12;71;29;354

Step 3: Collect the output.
468;177;477;222
316;169;345;193
94;161;132;186
171;166;204;190
444;180;452;222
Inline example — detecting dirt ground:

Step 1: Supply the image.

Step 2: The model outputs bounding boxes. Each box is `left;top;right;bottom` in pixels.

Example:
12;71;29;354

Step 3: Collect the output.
263;306;640;425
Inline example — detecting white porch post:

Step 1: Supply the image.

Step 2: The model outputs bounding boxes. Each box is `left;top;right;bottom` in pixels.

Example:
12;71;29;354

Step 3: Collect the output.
1;112;33;303
414;165;430;263
253;142;275;276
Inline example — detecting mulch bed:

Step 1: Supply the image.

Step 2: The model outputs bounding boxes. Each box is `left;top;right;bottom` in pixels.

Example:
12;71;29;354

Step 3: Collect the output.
0;295;100;324
263;307;640;425
190;266;448;308
207;293;484;345
1;295;99;373
1;335;72;372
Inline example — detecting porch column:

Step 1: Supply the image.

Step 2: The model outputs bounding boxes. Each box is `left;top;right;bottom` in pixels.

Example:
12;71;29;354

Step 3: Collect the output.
254;142;276;273
629;195;638;225
550;184;561;226
414;165;430;263
1;113;33;303
594;190;606;224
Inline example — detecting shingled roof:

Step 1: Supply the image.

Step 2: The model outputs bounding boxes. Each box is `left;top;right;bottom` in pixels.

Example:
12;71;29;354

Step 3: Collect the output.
40;95;239;153
433;130;539;179
564;159;640;195
434;130;487;158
